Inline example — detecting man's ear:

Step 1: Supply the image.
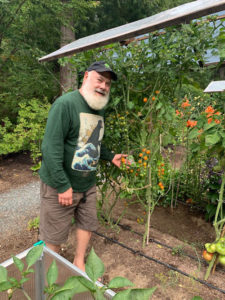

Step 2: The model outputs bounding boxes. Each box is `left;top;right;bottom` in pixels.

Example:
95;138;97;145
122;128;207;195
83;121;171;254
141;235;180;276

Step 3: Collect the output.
83;71;89;80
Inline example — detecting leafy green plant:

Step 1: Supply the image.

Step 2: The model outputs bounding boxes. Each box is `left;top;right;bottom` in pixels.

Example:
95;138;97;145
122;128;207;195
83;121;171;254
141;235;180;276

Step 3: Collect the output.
67;16;225;246
27;217;40;231
0;246;156;300
171;245;184;256
0;245;44;300
0;98;50;165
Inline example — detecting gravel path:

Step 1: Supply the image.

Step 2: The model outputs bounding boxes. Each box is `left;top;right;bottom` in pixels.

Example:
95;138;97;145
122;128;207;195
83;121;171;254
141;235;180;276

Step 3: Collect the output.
0;180;40;236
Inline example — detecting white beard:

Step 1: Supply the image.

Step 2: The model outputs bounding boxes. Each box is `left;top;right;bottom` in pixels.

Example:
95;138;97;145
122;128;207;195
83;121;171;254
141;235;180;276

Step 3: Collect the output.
81;86;109;110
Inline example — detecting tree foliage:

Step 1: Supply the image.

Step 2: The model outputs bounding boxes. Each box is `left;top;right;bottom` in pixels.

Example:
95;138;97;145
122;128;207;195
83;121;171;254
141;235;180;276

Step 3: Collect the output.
0;0;99;121
77;0;193;37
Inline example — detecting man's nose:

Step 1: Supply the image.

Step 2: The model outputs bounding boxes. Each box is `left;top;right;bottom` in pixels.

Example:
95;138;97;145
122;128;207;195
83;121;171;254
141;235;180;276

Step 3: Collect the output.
99;81;107;90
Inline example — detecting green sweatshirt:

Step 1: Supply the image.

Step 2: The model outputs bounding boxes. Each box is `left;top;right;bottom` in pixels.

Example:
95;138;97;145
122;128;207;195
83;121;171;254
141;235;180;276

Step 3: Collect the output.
39;90;114;193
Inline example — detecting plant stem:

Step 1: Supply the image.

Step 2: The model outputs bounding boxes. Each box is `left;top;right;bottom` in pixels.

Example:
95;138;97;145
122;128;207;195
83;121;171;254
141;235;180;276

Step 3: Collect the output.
213;173;225;239
205;173;225;280
22;289;32;300
204;253;217;280
144;167;152;246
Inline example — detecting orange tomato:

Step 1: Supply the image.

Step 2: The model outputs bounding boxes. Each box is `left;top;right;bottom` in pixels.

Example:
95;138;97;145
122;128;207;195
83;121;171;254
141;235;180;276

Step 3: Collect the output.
152;96;156;101
146;150;150;154
139;153;143;157
142;148;146;152
202;250;214;262
155;90;160;94
143;97;148;103
143;156;148;161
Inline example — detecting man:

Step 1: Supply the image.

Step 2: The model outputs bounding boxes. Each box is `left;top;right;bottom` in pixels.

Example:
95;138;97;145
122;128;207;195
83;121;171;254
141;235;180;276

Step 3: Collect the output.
39;61;124;272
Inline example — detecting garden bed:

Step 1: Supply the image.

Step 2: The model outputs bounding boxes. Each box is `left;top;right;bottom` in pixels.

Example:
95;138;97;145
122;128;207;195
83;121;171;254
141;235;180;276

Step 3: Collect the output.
0;153;224;299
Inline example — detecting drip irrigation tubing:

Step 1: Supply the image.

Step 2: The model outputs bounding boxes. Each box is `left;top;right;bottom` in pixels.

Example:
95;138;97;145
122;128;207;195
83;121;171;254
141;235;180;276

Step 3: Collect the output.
93;231;225;295
116;222;225;274
100;215;225;274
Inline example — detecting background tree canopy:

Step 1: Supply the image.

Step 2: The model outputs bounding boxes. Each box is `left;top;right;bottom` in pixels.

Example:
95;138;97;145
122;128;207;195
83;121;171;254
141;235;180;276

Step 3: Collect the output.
0;0;193;121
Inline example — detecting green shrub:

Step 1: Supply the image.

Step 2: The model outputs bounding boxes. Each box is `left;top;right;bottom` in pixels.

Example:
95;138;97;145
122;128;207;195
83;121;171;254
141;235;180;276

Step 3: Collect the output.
0;98;50;163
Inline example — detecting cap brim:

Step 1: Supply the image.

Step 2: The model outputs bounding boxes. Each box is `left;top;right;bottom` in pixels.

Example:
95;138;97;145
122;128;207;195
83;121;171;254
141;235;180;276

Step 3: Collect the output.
97;69;117;81
88;66;117;81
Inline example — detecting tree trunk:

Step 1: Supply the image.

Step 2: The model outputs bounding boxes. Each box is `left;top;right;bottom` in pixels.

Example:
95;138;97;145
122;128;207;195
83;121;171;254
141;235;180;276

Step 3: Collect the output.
60;24;77;94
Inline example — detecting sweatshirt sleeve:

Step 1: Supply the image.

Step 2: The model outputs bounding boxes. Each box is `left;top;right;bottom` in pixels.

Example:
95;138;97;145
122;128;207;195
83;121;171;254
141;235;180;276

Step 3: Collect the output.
41;102;71;193
100;143;115;161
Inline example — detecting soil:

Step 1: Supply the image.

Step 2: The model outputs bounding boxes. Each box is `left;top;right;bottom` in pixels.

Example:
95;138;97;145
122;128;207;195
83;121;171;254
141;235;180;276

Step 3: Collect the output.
0;153;224;300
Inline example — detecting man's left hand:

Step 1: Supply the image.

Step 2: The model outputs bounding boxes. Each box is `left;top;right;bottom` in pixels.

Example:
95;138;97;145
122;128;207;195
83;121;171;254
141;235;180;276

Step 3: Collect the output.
112;154;128;168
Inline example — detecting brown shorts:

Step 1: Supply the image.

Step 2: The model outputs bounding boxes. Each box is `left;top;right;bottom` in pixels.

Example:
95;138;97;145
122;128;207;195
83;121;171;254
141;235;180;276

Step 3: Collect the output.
39;181;98;245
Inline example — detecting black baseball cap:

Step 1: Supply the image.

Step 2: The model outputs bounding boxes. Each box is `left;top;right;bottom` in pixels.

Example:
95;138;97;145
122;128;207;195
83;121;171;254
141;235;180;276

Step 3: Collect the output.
87;61;117;81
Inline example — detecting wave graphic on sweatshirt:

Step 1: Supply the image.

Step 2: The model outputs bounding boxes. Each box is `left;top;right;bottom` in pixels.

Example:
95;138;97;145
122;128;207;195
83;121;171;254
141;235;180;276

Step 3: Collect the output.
71;143;99;171
71;113;104;172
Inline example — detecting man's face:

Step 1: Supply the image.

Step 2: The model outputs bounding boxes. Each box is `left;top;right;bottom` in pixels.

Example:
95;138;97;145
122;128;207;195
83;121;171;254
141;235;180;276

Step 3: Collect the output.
80;71;111;110
85;70;111;95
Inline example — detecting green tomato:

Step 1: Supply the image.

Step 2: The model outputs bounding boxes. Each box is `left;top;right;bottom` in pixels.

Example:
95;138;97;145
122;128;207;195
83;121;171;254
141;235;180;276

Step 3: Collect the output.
218;255;225;266
205;243;210;249
219;237;225;243
216;242;225;255
205;243;216;253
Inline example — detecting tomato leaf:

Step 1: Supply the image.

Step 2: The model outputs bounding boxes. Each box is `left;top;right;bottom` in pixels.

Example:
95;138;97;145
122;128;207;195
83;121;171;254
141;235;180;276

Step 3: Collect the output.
205;133;220;146
188;128;199;139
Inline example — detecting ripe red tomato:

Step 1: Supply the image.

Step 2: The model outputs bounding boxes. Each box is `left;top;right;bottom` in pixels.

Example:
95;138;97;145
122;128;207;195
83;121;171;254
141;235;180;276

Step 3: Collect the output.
202;250;214;262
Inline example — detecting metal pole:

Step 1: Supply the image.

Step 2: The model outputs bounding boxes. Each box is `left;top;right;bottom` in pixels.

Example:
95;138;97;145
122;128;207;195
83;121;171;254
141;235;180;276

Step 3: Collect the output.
35;253;46;300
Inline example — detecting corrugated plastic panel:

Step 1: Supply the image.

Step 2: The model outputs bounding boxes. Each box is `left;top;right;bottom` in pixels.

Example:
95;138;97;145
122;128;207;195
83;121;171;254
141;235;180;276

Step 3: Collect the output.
39;0;225;62
1;246;115;300
204;80;225;92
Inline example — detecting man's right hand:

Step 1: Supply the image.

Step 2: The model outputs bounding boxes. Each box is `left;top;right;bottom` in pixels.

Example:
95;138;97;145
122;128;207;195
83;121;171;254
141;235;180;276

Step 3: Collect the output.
58;188;73;206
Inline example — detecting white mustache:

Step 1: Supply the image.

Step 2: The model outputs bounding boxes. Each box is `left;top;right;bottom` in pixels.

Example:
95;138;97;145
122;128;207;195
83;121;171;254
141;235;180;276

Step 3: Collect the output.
95;88;107;96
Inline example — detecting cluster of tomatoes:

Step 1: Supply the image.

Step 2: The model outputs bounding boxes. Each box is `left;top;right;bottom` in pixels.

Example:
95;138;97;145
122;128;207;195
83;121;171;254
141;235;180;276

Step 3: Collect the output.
203;237;225;266
137;148;151;176
157;163;165;190
143;90;160;103
120;149;151;178
106;113;129;141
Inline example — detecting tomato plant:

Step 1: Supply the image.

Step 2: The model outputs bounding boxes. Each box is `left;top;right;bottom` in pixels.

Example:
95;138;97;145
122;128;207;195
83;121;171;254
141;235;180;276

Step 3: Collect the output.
68;16;225;248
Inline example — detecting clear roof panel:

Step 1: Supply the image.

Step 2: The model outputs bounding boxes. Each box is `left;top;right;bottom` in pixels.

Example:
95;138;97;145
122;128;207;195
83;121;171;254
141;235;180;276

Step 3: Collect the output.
204;81;225;92
39;0;225;62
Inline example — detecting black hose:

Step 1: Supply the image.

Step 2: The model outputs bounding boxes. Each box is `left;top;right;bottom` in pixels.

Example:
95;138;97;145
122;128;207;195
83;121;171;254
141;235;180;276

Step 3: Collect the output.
93;231;225;295
100;216;225;274
117;222;225;274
